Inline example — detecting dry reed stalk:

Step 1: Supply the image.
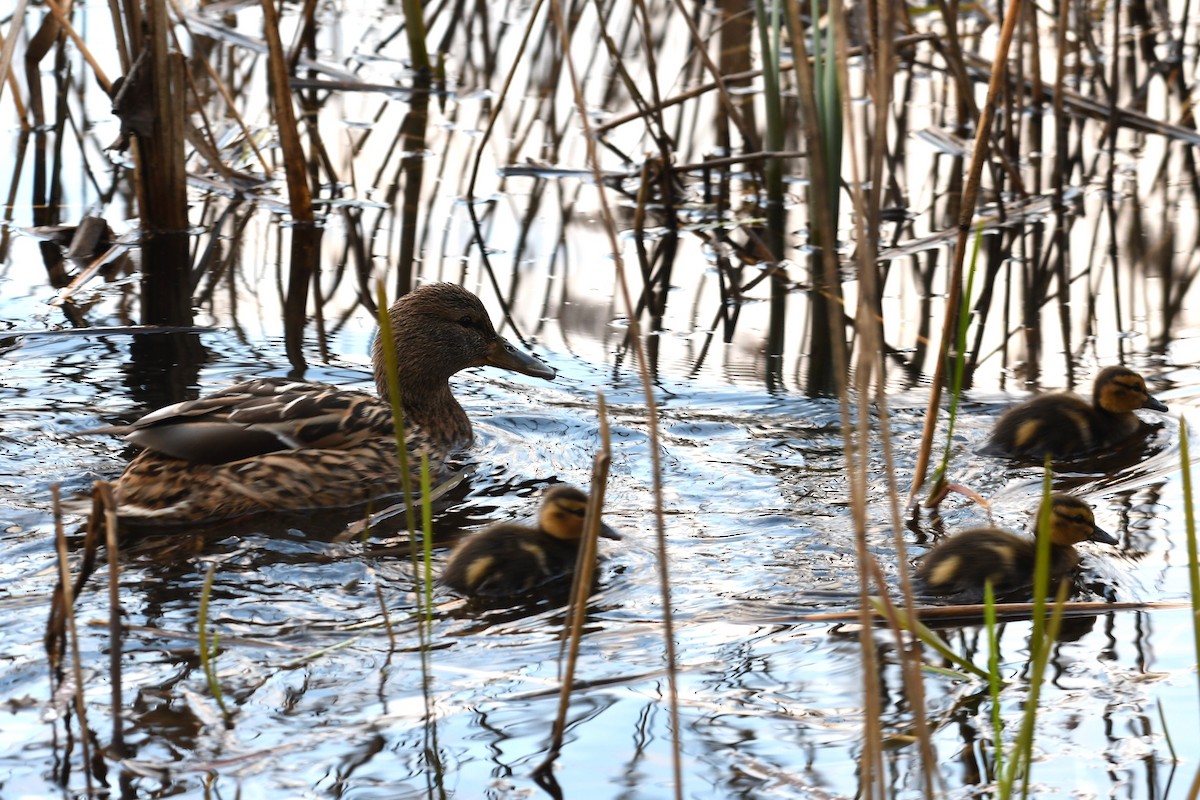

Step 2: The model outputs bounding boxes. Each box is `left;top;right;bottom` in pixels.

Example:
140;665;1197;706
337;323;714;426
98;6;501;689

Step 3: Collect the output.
390;0;432;299
767;599;1175;624
3;70;28;122
908;0;1026;506
260;0;320;370
592;33;935;137
464;0;545;271
0;0;30;108
166;0;273;177
843;0;939;787
102;0;131;72
51;485;95;796
122;0;191;327
543;0;682;793
39;0;115;92
95;482;127;758
532;392;612;797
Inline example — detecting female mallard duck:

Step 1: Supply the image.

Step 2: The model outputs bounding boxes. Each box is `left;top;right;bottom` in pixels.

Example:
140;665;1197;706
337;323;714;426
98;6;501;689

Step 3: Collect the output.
441;485;620;598
984;365;1167;459
916;493;1118;596
102;283;555;522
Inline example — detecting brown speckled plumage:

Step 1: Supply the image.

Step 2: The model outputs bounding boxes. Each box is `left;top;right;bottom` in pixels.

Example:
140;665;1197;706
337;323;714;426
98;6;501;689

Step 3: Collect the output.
104;284;555;523
915;493;1119;597
984;366;1167;460
441;485;620;598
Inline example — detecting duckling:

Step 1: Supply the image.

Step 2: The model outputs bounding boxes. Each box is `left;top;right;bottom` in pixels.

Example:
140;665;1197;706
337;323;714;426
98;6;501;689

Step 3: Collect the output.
96;283;555;522
916;493;1118;596
984;366;1167;460
441;485;620;598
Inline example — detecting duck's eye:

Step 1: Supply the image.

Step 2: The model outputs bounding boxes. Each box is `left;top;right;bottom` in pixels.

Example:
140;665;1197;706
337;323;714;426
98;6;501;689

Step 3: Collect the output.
458;315;475;328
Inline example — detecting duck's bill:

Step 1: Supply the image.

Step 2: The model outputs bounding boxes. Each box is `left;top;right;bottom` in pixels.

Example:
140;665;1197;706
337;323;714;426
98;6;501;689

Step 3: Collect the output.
487;336;556;379
1144;395;1168;412
599;521;622;541
1089;526;1120;546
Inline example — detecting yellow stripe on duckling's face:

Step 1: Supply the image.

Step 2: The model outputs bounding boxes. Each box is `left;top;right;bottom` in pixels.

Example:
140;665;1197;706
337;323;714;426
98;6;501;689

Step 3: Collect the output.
1046;494;1116;546
1100;376;1148;412
540;496;589;540
1094;366;1167;414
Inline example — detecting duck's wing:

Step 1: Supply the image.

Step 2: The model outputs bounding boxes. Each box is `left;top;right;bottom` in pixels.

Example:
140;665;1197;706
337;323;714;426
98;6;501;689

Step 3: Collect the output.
97;378;392;465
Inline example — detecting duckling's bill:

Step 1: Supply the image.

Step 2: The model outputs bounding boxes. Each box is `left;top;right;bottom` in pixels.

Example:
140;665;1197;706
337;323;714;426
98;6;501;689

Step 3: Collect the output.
1087;524;1119;546
598;521;622;540
486;336;556;379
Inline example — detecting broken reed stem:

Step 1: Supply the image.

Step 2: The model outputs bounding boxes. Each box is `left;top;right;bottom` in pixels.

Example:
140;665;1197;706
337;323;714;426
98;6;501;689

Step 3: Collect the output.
533;392;612;795
51;485;96;797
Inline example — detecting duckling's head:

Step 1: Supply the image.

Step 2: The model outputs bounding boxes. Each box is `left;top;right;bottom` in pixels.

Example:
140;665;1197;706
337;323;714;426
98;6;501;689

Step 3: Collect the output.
538;485;621;542
1093;366;1167;414
372;283;555;397
1037;493;1119;547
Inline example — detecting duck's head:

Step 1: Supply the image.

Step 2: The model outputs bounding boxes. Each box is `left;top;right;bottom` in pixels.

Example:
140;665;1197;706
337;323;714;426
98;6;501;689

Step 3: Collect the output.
372;283;555;397
1037;493;1119;547
538;485;621;542
1093;366;1167;414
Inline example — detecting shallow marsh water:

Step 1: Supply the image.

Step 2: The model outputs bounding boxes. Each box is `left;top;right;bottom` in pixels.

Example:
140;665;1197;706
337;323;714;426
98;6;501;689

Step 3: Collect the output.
5;0;1200;793
2;224;1200;797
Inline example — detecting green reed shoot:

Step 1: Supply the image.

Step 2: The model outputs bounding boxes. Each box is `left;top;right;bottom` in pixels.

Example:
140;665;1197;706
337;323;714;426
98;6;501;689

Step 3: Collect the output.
811;8;842;226
871;597;990;681
420;452;435;622
374;279;435;661
1155;698;1177;763
997;470;1069;798
199;564;231;722
752;0;789;366
1180;418;1200;709
984;579;1004;778
928;225;982;502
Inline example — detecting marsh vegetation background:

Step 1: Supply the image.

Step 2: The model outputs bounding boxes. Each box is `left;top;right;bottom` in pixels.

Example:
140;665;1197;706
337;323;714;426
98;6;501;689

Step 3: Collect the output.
1;0;1200;796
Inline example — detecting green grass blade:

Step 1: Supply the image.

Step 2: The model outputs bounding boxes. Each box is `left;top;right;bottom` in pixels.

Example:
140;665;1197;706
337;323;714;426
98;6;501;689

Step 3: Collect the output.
199;564;231;722
985;579;1005;779
1179;418;1200;711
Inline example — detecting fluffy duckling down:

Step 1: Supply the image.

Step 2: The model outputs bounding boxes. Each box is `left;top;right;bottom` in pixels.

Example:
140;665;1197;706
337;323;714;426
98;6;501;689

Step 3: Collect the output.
984;366;1166;460
441;486;620;598
916;493;1118;597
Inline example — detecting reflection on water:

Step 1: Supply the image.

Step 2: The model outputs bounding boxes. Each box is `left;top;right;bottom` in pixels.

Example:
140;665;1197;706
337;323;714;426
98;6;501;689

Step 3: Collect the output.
0;239;1196;797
